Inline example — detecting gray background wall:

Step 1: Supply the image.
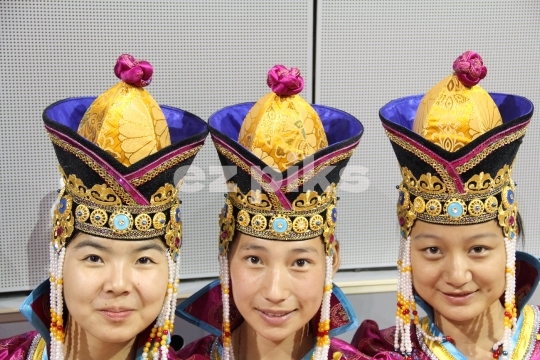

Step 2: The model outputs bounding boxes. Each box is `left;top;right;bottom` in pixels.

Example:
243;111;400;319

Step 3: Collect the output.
1;0;539;339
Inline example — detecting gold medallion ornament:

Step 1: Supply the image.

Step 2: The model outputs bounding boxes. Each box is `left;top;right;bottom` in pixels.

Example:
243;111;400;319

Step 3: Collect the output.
310;215;324;232
153;212;167;230
237;210;250;227
425;199;442;216
251;214;267;232
468;198;484;216
485;196;499;214
135;214;152;231
292;216;309;233
75;204;90;222
90;209;108;227
413;197;426;213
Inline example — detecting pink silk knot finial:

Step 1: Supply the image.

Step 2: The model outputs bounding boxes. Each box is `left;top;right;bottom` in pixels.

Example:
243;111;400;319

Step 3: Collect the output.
452;51;487;87
114;54;153;87
267;65;304;96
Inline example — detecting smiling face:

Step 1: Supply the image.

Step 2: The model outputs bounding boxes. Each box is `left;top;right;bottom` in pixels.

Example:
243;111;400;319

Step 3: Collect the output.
63;232;169;345
228;233;339;343
410;220;507;325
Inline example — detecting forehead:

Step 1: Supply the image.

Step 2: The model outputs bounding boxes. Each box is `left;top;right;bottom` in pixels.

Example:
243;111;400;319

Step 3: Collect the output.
234;232;324;253
410;220;503;240
69;232;166;251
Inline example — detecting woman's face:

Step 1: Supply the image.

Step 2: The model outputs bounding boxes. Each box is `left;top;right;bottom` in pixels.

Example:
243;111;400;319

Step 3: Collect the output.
63;233;169;344
228;233;339;343
410;220;506;324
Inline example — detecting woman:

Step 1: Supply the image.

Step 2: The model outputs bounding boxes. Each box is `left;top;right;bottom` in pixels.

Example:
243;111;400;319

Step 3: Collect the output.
0;54;208;360
352;51;539;359
176;65;365;360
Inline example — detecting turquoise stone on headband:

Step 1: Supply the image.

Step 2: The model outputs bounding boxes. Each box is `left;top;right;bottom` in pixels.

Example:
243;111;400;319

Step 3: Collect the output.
272;217;289;233
447;202;463;218
113;214;131;231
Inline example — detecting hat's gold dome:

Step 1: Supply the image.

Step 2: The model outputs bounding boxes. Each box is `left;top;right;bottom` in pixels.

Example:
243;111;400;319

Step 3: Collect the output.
77;54;171;166
413;51;502;152
238;65;328;171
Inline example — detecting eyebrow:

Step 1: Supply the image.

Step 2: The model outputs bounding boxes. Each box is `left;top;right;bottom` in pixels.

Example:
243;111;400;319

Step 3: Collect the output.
72;239;166;253
413;232;500;242
239;244;268;252
289;246;319;255
73;239;111;252
132;243;167;253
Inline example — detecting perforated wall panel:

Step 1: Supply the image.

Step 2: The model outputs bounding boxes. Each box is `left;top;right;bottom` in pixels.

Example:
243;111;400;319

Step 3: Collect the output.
316;0;540;269
0;0;313;291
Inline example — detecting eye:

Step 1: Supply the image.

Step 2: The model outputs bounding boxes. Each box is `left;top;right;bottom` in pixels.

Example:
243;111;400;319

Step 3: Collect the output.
137;257;155;264
84;255;102;263
470;246;487;254
423;247;441;255
295;259;307;267
248;256;261;265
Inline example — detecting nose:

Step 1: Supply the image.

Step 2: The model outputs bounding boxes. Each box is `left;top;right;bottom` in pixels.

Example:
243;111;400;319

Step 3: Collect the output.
442;253;472;288
261;265;290;303
103;262;133;295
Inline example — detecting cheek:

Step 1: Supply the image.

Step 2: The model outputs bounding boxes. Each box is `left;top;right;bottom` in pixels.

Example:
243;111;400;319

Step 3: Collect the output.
294;272;325;313
229;263;258;306
411;258;439;293
137;267;170;306
62;258;96;306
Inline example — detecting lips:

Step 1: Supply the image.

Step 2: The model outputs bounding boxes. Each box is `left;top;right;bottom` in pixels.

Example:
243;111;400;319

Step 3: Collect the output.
256;308;295;326
440;291;477;305
99;308;134;321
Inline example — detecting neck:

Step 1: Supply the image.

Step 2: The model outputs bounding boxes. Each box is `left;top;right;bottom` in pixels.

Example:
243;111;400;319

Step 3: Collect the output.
233;322;313;360
434;300;506;359
63;316;137;360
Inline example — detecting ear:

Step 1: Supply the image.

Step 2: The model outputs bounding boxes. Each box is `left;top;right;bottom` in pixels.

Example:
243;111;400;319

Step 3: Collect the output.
331;240;341;276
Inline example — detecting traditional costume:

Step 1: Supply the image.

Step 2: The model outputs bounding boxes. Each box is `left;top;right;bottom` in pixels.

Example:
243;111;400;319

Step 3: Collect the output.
0;54;208;360
351;51;539;360
176;65;365;360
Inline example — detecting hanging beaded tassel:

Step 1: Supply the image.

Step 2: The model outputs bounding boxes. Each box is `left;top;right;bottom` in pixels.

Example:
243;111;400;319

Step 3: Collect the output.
49;243;66;360
499;236;517;360
394;236;415;359
142;251;181;360
312;255;334;360
219;254;234;360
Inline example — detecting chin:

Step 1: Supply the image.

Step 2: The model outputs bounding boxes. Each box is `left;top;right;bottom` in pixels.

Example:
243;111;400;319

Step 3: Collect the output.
438;308;484;323
258;329;297;343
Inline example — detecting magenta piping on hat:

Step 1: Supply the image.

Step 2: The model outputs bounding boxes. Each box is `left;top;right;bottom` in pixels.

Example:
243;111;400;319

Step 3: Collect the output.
124;139;206;181
45;125;150;205
211;134;293;210
450;120;530;168
383;124;465;193
281;139;360;190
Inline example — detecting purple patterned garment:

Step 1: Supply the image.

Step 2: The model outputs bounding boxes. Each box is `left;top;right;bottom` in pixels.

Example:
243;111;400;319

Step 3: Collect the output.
351;253;540;359
0;331;39;360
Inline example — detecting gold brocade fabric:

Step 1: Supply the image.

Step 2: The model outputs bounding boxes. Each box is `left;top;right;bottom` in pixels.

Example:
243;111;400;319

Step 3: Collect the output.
77;82;171;166
238;92;328;172
413;75;502;152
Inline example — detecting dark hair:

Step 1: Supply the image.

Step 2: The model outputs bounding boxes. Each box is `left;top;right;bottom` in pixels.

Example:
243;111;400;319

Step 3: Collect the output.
516;212;525;245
